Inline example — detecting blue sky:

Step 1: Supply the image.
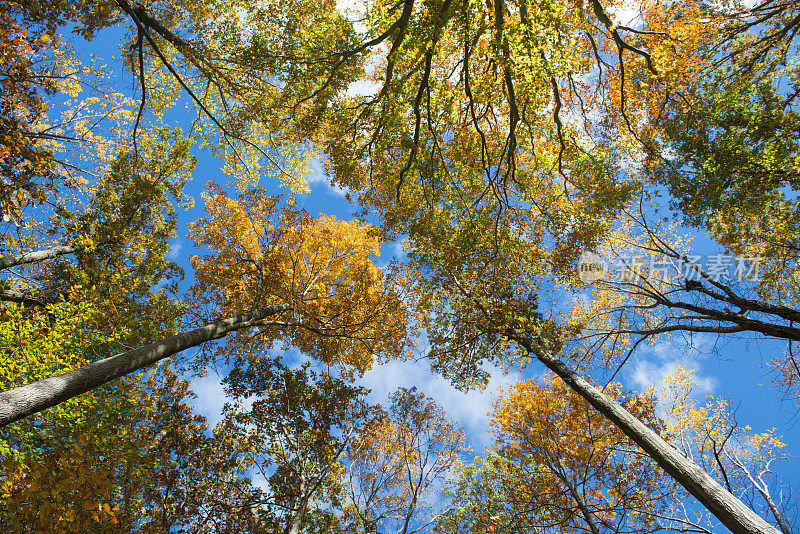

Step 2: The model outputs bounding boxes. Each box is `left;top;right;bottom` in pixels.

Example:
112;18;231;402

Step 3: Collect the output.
143;63;800;503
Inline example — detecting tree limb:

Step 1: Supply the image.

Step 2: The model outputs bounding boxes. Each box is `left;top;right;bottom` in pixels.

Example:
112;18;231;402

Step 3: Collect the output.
0;303;291;427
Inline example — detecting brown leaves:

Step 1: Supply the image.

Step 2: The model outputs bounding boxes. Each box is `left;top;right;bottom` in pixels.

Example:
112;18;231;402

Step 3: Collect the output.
1;443;120;532
0;11;58;217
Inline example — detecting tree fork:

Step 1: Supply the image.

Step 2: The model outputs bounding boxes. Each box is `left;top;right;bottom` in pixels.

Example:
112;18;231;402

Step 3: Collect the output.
514;334;781;534
0;304;290;427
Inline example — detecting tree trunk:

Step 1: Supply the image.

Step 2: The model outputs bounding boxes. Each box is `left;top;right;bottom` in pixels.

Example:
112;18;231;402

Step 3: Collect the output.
0;289;59;306
284;500;308;534
514;334;781;534
0;243;85;270
0;304;290;427
549;462;601;534
284;473;310;534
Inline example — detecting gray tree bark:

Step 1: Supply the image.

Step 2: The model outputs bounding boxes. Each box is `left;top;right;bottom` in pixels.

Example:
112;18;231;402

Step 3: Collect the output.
514;334;781;534
0;289;59;306
0;244;85;270
0;304;290;427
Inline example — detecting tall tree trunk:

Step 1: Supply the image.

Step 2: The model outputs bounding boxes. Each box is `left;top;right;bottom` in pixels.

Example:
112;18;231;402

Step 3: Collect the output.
0;243;85;270
0;289;59;306
284;473;310;534
0;304;290;427
284;499;309;534
513;334;781;534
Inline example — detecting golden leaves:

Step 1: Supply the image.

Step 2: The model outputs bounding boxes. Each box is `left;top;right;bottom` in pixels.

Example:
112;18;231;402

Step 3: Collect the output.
188;184;408;372
490;373;671;531
660;366;789;475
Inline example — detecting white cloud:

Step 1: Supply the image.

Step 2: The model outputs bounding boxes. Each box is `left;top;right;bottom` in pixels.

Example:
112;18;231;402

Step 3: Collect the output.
264;338;520;450
612;0;643;27
391;237;408;259
189;373;229;428
626;336;717;405
631;358;716;397
347;79;380;97
336;0;366;17
248;469;272;493
167;239;182;260
335;0;368;32
185;341;523;452
359;358;522;451
307;158;350;198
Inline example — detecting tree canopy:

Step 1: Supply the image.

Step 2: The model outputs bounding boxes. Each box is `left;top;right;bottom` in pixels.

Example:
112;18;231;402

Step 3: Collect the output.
1;0;799;532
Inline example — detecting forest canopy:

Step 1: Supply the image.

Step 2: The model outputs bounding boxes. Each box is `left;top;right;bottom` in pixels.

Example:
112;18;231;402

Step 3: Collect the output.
0;0;799;532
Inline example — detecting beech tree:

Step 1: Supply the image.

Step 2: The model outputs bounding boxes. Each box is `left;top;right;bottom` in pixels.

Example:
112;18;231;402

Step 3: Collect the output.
489;375;679;534
439;371;794;533
660;368;794;534
0;185;407;425
186;185;408;374
246;0;795;529
0;362;235;532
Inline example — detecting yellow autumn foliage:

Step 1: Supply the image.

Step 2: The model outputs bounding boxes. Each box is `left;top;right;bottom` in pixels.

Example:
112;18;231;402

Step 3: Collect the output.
491;374;675;532
188;184;407;372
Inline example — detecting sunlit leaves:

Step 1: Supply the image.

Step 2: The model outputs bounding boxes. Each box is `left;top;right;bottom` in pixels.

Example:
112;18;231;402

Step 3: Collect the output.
655;61;800;301
188;185;407;372
489;374;676;533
